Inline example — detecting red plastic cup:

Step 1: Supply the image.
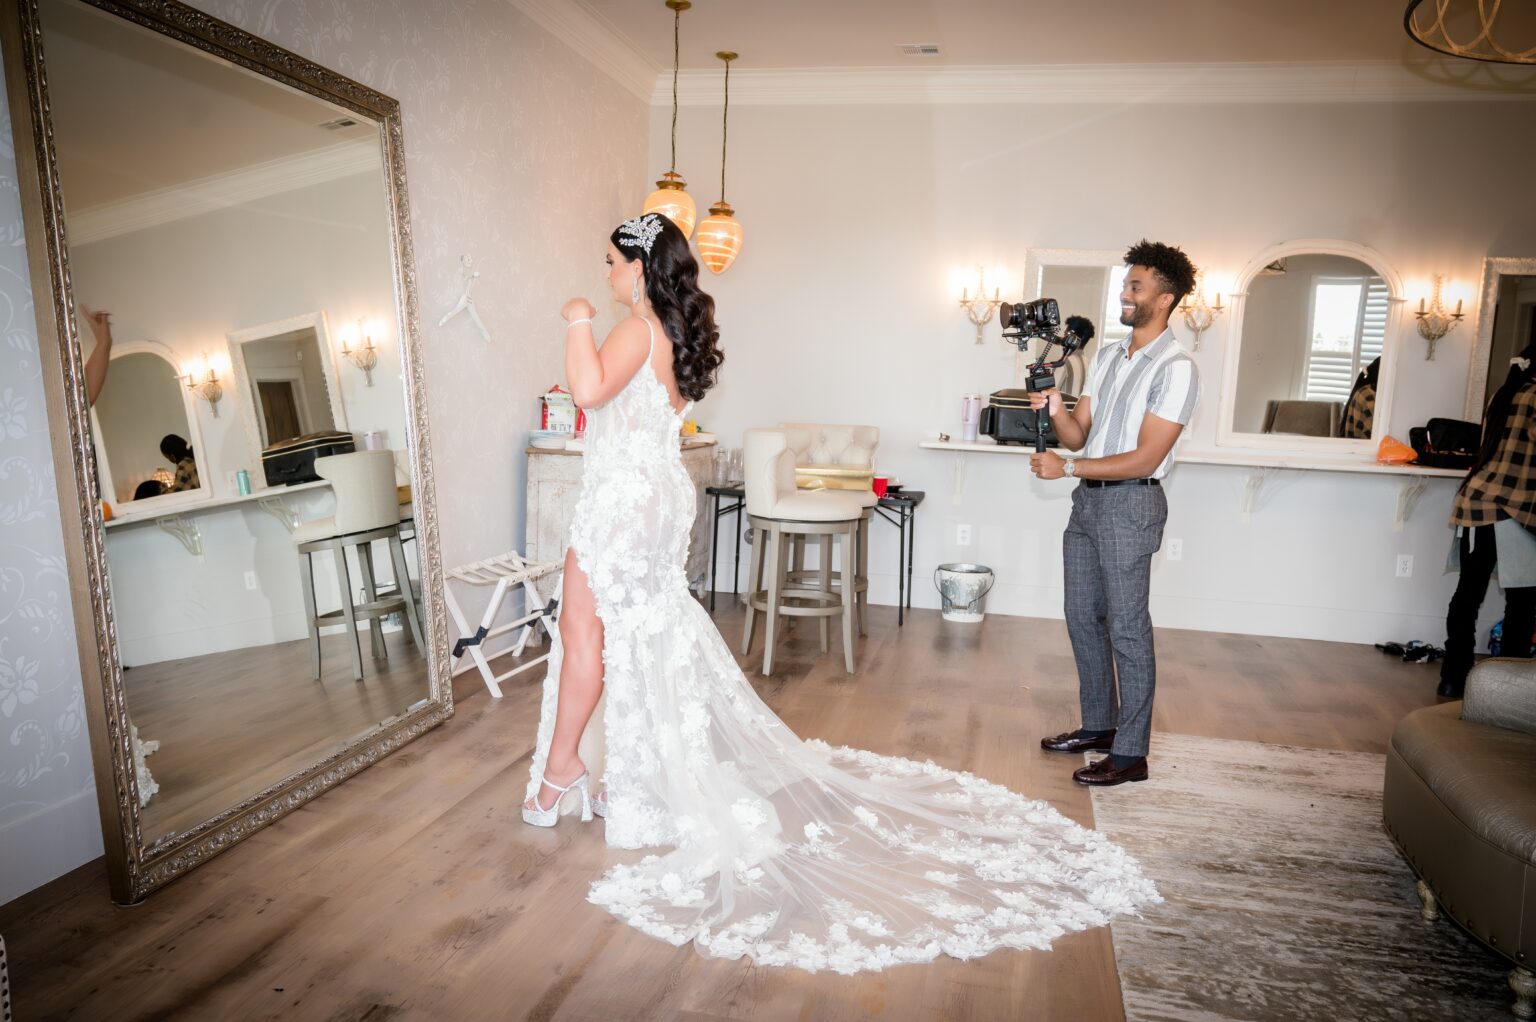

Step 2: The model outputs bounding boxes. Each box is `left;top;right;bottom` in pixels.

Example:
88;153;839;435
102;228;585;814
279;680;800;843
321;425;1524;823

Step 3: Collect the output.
872;476;889;498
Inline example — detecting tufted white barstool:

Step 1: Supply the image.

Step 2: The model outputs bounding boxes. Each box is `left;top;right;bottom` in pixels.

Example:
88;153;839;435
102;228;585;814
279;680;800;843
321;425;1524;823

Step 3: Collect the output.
743;428;863;675
779;423;880;637
294;450;423;682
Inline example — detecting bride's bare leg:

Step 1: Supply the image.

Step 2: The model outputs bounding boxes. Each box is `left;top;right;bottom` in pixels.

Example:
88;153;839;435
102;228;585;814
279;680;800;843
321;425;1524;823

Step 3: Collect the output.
526;547;604;811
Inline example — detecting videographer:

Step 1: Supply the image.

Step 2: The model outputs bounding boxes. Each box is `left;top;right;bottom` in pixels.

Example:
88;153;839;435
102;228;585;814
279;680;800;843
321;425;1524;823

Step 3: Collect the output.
1028;239;1200;787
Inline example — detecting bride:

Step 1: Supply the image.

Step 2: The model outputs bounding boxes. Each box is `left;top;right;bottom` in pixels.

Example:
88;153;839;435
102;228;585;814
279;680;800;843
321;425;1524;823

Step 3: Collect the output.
524;212;1159;974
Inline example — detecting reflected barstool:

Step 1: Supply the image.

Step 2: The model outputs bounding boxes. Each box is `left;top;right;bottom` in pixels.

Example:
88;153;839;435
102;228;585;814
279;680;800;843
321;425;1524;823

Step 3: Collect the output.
742;428;863;675
294;450;423;682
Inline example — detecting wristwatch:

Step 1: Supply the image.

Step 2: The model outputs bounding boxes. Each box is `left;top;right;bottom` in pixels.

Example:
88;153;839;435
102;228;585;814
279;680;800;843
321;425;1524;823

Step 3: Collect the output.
1062;459;1078;478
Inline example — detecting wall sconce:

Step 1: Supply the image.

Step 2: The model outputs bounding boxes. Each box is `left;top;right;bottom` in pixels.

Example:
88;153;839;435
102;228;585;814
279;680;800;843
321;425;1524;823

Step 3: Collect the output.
958;265;1007;345
340;320;379;387
182;358;223;417
1415;275;1464;361
1178;271;1225;351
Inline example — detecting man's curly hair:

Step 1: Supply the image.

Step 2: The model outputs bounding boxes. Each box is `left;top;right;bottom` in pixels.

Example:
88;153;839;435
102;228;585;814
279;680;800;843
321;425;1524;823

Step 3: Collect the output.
1123;239;1197;308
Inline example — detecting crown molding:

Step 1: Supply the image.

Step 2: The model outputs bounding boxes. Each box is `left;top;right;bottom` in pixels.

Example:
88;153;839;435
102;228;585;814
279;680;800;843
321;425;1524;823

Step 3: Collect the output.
506;0;657;102
68;141;382;245
654;60;1536;106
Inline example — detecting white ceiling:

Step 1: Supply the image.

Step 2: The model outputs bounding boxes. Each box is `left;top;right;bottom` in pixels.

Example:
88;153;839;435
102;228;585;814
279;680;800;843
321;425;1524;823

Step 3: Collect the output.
579;0;1448;70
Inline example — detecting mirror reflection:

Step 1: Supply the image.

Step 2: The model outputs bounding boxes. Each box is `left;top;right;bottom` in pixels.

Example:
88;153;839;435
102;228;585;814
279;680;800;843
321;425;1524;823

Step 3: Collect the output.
41;0;428;844
1482;275;1536;413
1232;254;1387;439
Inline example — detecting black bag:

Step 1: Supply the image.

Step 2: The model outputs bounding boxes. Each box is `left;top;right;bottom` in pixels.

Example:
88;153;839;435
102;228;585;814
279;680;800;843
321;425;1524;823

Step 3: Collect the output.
1408;417;1480;469
260;430;356;486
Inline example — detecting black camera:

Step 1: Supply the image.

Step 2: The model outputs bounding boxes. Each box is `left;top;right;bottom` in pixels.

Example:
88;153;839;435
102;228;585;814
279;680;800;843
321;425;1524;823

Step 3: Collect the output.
998;298;1060;338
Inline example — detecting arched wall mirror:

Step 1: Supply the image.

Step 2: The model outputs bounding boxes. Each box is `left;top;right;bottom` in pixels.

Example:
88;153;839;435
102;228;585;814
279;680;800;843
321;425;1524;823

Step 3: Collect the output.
1464;257;1536;423
1217;240;1406;454
89;340;207;508
2;0;450;902
1023;248;1128;397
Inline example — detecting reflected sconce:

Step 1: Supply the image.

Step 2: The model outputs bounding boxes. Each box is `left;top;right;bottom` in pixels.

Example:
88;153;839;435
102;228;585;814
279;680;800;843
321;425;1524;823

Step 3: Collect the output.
182;358;223;417
1178;271;1225;351
641;0;697;238
958;265;1006;345
340;320;379;386
1415;275;1464;361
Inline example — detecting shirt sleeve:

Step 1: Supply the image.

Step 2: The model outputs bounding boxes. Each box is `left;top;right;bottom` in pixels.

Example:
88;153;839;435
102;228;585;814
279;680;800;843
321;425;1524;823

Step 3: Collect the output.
1080;346;1112;401
1147;357;1200;426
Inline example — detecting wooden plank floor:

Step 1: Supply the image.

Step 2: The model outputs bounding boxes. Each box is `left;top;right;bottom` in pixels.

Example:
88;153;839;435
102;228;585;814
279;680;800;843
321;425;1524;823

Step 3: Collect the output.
0;600;1445;1021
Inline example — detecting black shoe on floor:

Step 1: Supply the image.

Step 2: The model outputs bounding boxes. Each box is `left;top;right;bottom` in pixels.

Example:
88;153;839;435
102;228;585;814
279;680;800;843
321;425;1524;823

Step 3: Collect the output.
1436;679;1465;699
1040;729;1116;753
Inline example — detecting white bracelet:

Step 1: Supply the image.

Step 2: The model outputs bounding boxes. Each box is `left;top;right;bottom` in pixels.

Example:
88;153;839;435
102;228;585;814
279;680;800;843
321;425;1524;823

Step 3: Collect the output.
565;317;593;329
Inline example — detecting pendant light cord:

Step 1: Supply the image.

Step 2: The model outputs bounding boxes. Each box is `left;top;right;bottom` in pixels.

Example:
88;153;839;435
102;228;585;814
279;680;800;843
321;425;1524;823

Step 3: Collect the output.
720;57;730;201
669;6;680;173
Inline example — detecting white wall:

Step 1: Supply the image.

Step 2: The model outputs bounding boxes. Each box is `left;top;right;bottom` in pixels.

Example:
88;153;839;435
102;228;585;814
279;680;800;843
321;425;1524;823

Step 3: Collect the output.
0;0;647;906
668;98;1536;646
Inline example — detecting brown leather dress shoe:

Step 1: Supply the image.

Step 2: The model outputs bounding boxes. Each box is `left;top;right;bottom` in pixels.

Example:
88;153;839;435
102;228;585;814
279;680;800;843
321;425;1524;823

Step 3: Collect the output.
1072;756;1148;786
1040;729;1117;753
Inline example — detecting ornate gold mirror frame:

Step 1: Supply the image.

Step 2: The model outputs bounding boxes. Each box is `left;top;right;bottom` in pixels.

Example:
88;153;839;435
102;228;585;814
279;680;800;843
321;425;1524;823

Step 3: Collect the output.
0;0;452;903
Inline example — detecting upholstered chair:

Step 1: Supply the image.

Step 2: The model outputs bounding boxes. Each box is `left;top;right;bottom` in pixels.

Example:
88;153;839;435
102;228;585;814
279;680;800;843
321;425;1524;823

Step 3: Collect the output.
293;450;423;682
742;428;863;675
778;423;880;635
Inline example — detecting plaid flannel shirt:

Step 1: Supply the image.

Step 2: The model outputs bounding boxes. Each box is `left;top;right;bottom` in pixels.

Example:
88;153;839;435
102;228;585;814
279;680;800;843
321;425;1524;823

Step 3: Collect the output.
170;456;199;493
1341;384;1374;439
1453;384;1536;528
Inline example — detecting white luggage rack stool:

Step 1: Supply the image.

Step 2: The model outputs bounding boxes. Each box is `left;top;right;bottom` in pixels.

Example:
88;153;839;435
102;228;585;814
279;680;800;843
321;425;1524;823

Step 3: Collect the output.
445;552;563;697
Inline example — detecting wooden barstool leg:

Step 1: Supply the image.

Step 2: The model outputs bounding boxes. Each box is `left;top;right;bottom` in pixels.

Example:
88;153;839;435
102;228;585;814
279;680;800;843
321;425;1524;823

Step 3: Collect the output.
356;540;386;658
857;514;870;637
818;534;832;653
742;520;766;655
299;550;322;680
841;524;857;674
330;541;365;682
389;533;425;650
764;523;788;676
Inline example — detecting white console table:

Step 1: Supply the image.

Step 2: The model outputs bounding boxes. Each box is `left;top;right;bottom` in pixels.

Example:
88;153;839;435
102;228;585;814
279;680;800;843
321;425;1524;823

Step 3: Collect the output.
525;440;717;594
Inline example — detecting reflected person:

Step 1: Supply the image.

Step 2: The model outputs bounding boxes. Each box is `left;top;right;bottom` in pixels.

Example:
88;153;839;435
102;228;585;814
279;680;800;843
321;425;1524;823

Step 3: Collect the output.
159;434;199;492
1341;356;1378;440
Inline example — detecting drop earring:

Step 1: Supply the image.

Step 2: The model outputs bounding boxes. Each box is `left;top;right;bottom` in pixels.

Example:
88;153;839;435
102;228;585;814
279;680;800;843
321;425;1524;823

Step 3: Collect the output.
631;276;642;306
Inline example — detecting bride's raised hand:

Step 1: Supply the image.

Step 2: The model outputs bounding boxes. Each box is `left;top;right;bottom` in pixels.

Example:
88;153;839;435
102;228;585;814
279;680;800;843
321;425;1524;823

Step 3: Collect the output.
562;297;596;324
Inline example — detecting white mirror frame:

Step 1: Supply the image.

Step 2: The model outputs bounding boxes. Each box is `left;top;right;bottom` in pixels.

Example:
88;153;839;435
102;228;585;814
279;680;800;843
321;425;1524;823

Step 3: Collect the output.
1463;257;1536;422
1216;238;1406;455
226;311;348;474
89;338;210;516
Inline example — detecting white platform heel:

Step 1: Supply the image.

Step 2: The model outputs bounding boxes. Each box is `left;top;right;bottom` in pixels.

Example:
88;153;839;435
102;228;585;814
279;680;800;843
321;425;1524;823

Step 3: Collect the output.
521;770;593;827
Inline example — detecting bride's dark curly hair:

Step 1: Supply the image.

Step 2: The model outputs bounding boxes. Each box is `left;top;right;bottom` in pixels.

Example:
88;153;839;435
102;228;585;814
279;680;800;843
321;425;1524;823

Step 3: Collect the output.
612;214;723;402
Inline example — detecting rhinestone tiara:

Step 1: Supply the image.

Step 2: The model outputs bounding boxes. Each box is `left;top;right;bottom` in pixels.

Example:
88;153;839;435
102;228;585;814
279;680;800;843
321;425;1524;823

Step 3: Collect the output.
617;213;664;255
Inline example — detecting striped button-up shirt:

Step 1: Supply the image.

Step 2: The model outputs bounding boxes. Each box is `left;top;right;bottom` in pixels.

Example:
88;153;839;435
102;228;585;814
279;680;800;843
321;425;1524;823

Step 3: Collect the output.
1080;328;1199;480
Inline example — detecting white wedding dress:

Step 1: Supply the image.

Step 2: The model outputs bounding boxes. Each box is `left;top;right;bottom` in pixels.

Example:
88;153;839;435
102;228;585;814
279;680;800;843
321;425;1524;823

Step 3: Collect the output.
527;321;1159;974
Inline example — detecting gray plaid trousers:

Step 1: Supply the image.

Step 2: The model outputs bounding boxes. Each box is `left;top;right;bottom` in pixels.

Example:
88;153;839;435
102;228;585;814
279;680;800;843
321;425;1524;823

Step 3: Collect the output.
1062;484;1167;758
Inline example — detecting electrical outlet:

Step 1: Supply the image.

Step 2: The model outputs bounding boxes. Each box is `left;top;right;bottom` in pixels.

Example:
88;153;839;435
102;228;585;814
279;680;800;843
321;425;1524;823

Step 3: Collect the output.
244;570;258;590
1396;554;1414;578
956;524;973;546
1165;538;1183;561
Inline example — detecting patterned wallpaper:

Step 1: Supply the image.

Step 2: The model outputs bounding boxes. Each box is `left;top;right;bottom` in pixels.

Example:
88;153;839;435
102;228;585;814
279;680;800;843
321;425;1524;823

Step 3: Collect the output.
0;0;647;902
0;61;101;907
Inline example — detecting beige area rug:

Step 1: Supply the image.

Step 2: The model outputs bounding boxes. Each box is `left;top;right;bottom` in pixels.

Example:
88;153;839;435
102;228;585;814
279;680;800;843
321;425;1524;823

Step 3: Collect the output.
1090;733;1514;1021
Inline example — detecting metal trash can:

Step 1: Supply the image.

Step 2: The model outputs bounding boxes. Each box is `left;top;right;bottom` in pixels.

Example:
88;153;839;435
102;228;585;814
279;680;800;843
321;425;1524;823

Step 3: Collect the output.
934;563;995;623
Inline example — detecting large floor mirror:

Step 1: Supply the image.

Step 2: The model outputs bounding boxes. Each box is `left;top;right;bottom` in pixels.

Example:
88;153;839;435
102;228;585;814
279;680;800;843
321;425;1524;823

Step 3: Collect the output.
1;0;450;902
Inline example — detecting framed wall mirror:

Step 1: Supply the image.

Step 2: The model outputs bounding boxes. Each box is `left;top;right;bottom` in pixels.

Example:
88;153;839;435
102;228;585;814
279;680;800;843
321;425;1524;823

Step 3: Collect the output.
1;0;450;902
227;312;349;468
1023;248;1127;396
1217;239;1406;454
1464;257;1536;423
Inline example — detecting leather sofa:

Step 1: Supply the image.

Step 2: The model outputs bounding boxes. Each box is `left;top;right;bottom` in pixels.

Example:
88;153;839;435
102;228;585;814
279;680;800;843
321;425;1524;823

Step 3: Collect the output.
1384;657;1536;1018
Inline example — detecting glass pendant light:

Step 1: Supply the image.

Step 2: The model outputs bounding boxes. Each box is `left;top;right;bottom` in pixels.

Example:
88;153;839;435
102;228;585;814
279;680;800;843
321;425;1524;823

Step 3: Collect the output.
642;0;697;238
696;51;743;274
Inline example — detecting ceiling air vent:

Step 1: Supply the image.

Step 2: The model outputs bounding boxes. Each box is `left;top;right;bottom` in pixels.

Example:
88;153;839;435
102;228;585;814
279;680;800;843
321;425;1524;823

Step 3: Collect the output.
898;43;941;57
318;116;361;131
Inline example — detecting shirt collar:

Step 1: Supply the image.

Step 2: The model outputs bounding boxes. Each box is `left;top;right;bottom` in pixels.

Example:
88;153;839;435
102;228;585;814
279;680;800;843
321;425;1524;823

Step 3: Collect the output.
1111;327;1176;362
